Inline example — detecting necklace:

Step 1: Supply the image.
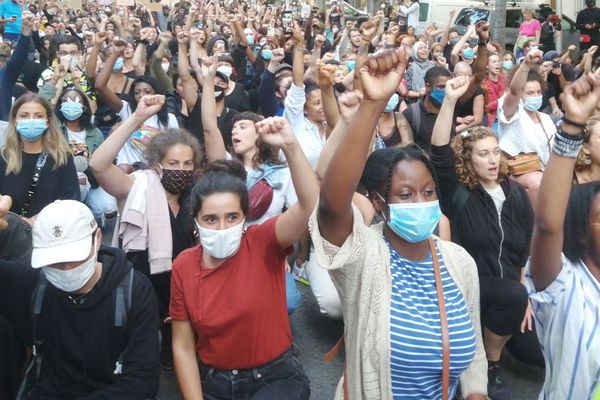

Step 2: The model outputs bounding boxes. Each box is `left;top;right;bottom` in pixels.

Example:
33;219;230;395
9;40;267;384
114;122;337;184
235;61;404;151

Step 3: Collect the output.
66;285;95;304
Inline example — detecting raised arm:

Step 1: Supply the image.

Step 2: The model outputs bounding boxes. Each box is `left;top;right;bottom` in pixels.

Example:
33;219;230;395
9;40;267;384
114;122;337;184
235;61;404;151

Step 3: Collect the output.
431;76;470;146
95;36;127;113
256;117;319;249
200;56;227;162
318;48;407;246
89;95;166;201
291;22;305;87
317;62;340;130
502;50;543;120
529;72;600;291
439;9;456;47
450;24;475;67
177;31;198;110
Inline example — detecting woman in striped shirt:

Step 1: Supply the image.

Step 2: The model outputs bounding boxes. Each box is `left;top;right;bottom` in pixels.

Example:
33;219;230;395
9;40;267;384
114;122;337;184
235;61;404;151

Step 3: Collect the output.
310;48;487;399
527;71;600;399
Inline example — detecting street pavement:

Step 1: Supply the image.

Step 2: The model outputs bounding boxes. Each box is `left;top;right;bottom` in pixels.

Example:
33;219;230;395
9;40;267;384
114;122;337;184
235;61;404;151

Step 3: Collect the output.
157;282;544;399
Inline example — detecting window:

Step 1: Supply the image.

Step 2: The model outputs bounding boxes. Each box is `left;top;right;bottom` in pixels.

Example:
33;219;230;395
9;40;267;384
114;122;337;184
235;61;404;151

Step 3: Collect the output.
505;9;523;28
454;8;490;26
419;3;429;22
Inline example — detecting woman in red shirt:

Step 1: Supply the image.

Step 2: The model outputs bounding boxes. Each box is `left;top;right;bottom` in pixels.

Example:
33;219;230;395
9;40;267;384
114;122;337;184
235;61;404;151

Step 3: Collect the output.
170;117;317;399
482;53;507;128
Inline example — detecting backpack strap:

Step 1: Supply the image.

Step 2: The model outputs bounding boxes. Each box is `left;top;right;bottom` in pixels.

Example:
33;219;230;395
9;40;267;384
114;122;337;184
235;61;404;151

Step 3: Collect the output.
113;268;134;375
16;275;49;399
451;186;471;216
408;102;422;138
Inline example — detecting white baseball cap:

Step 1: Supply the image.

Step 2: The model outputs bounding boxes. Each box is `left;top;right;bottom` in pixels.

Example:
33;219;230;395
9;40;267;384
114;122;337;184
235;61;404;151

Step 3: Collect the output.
31;200;98;269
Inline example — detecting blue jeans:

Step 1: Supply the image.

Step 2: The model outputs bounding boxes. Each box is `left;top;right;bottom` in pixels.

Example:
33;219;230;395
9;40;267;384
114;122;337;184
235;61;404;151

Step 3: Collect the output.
199;347;310;400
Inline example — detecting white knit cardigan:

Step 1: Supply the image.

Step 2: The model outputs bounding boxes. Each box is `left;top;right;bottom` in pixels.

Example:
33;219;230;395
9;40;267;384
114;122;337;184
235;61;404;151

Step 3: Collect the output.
309;205;488;400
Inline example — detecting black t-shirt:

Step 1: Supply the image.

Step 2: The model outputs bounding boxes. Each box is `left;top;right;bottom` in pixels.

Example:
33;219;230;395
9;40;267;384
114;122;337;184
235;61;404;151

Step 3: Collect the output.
403;101;455;153
187;99;239;149
224;82;251;112
0;152;80;217
456;86;484;118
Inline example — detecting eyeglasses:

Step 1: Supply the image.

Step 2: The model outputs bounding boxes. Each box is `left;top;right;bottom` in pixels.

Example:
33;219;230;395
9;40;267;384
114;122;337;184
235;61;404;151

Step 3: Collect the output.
61;96;84;104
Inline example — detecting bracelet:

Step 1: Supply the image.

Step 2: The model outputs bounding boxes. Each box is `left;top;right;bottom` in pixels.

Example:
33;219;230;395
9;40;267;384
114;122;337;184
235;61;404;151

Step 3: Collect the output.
137;39;149;46
552;124;584;158
477;40;488;46
561;117;586;129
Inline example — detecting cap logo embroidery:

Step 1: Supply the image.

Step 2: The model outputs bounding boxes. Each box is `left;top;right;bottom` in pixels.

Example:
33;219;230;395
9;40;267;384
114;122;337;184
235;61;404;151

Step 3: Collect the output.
52;226;63;238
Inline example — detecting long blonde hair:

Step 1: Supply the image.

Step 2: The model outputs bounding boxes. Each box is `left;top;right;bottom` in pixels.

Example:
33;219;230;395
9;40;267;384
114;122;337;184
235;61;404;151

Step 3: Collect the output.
2;94;71;175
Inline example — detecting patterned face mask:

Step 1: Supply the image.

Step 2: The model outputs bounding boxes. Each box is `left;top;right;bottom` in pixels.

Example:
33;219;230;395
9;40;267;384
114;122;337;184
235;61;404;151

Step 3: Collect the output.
159;166;194;194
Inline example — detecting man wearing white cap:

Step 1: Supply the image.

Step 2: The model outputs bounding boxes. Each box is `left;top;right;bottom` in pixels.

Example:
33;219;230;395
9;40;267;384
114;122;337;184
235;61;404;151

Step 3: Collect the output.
19;200;159;400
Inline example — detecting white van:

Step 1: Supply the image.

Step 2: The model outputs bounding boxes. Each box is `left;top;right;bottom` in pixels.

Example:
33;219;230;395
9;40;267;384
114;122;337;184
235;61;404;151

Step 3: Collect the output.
416;0;483;32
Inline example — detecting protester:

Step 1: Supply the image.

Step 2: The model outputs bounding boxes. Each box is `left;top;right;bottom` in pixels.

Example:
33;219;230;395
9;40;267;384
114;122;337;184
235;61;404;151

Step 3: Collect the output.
576;0;600;53
19;199;159;399
526;70;600;400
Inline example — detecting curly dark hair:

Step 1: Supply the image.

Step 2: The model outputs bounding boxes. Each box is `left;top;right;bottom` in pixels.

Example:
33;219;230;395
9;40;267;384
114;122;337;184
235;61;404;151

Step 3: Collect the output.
452;127;508;190
563;181;600;263
144;128;204;171
383;143;440;201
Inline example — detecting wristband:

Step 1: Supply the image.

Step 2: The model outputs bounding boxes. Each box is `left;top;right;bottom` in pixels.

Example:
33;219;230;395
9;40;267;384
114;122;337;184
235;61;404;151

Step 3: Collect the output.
477;40;488;46
552;124;584;158
137;39;149;46
561;117;586;130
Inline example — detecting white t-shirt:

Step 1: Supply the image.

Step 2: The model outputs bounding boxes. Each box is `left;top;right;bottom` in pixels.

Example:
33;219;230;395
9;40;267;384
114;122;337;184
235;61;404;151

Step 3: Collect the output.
116;100;179;165
484;185;506;216
245;165;297;226
66;127;87;144
524;255;600;399
497;95;556;166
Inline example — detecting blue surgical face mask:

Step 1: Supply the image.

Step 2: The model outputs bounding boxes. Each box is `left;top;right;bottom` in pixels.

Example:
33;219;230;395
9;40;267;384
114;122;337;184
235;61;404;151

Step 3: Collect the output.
385;93;400;113
430;87;446;106
246;34;255;45
16;119;48;142
345;60;356;72
61;100;84;121
384;199;443;243
463;48;475;59
261;49;273;60
113;57;124;72
502;60;513;71
523;95;543;112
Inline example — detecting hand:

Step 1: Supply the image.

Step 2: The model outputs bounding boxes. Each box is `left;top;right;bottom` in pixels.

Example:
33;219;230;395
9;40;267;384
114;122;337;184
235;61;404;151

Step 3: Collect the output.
523;49;543;67
360;20;377;41
317;62;336;87
95;31;108;45
256;117;297;149
476;21;489;42
449;9;455;18
552;108;564;117
200;56;218;79
0;195;12;231
520;300;534;334
314;34;326;48
159;31;173;44
466;24;476;35
177;31;190;46
444;75;470;101
271;48;285;63
52;64;67;81
560;72;600;127
133;95;166;120
589;45;598;56
21;10;34;30
71;67;82;82
359;47;407;102
59;54;71;69
338;90;363;121
292;21;304;44
112;36;127;54
568;44;576;52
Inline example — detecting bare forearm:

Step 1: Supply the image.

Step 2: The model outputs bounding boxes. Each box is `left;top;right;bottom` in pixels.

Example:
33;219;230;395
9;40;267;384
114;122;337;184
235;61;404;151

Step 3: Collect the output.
431;98;457;146
292;46;304;86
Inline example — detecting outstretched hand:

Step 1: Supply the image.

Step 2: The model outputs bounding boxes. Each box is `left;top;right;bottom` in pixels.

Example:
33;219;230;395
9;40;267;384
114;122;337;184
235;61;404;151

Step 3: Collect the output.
317;62;337;88
338;90;363;121
255;117;297;149
133;95;165;120
359;47;407;102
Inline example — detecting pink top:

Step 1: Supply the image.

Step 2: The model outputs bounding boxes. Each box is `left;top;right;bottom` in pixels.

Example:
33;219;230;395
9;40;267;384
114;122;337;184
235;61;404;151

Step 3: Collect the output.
519;19;541;37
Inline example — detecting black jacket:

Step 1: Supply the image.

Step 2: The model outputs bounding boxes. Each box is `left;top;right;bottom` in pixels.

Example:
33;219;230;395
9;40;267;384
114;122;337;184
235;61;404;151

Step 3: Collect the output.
24;247;159;400
431;144;533;281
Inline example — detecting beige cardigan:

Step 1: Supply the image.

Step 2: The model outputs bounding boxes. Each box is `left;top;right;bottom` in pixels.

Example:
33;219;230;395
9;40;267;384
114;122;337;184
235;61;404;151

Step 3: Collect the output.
309;205;488;400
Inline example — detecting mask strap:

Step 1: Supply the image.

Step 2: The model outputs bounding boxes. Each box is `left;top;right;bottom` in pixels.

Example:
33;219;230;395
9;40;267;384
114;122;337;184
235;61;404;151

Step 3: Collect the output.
375;192;388;222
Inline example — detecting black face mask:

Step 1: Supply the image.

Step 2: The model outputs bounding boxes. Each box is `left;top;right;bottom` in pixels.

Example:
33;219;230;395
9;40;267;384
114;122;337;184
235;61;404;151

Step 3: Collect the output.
214;86;225;102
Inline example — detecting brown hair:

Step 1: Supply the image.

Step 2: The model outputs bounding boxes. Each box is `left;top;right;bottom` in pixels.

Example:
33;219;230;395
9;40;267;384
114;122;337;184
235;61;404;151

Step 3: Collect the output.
144;128;204;171
452;127;509;190
576;116;600;171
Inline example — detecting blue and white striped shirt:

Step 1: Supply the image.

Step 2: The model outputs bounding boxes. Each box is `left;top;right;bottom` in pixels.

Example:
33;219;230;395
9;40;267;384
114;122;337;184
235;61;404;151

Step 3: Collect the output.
525;255;600;400
388;242;477;399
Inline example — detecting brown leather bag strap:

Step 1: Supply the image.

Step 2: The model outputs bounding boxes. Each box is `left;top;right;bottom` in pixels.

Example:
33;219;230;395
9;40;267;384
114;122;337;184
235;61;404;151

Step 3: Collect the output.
324;335;349;399
429;238;450;400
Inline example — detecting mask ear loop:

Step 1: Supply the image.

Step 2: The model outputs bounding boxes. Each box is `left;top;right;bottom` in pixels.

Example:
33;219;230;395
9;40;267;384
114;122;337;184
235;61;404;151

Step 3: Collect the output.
375;192;389;222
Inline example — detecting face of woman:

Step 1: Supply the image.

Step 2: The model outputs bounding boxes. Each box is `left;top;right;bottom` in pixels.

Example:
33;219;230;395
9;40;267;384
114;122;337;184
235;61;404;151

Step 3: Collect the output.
61;89;84;104
417;45;429;60
304;90;325;123
231;119;259;156
197;30;206;44
196;192;244;230
133;82;156;103
16;101;48;123
468;136;501;185
333;69;345;83
387;159;437;205
160;143;194;171
407;26;414;35
487;54;501;75
522;80;543;100
124;43;134;58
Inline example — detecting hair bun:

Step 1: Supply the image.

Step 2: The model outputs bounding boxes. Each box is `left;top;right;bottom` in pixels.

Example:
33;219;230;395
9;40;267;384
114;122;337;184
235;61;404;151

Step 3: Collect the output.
204;159;247;182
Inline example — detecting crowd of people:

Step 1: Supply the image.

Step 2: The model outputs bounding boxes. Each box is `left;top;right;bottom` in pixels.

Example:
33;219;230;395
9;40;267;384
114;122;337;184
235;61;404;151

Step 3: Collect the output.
0;0;600;399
